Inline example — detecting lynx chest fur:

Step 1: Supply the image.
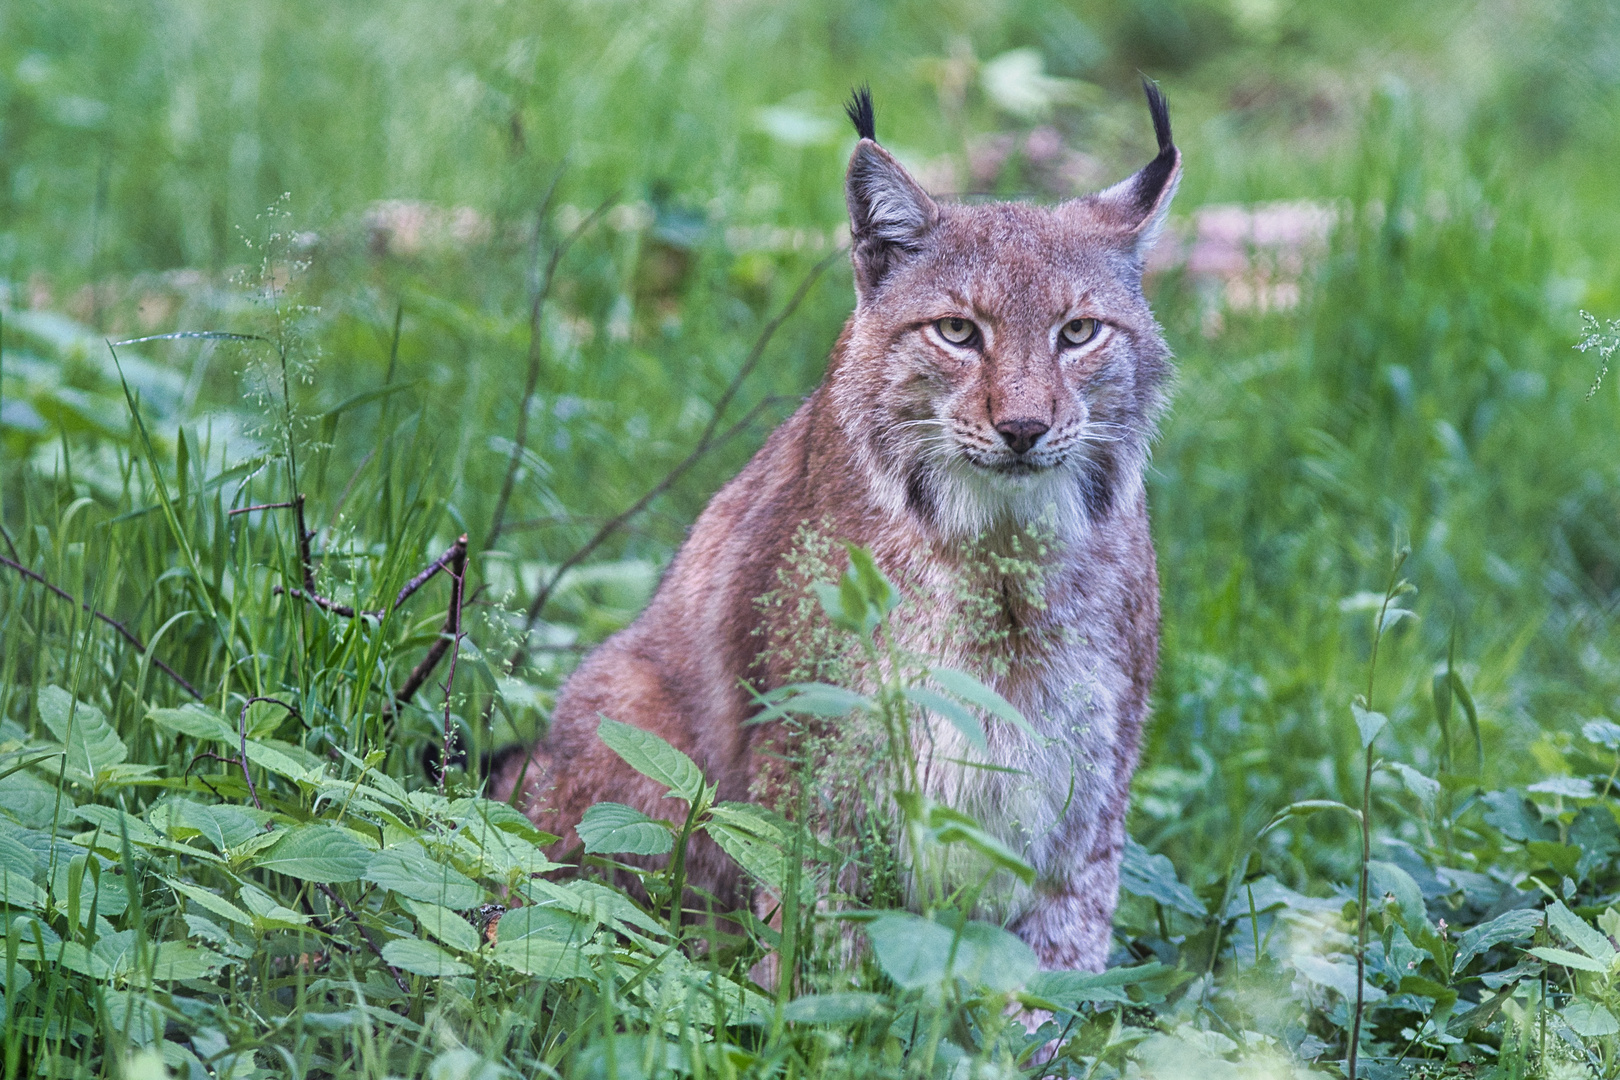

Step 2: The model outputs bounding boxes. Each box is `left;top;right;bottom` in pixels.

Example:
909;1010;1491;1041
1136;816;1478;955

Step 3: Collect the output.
492;84;1181;972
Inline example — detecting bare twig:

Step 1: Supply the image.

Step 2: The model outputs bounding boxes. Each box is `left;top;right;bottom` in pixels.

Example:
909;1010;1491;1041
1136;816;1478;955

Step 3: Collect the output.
229;500;301;517
234;696;300;811
486;189;618;548
0;554;203;700
316;882;412;994
502;252;840;670
394;536;469;713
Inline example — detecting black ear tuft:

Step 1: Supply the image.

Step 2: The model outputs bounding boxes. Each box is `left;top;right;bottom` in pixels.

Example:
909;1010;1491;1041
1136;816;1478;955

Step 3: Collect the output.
1132;77;1177;216
845;85;876;142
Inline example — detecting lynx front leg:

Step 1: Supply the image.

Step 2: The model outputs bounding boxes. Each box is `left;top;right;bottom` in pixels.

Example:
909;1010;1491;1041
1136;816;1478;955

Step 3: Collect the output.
1012;818;1126;971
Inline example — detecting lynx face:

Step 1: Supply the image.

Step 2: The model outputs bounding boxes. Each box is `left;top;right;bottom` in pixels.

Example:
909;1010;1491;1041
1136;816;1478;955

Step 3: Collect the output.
830;88;1180;540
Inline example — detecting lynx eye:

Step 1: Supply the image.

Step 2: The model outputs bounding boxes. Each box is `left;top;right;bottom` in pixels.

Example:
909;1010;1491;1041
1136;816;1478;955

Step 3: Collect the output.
935;317;978;346
1060;318;1100;347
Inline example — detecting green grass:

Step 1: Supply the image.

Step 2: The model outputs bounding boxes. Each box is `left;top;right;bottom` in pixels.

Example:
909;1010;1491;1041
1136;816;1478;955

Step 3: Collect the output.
2;0;1620;1076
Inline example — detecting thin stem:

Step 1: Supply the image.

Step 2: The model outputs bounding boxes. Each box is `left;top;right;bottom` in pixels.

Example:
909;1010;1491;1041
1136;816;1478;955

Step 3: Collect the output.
436;545;467;794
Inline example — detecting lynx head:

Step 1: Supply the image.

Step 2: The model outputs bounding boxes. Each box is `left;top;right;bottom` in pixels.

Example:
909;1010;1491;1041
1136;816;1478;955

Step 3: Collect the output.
829;82;1181;542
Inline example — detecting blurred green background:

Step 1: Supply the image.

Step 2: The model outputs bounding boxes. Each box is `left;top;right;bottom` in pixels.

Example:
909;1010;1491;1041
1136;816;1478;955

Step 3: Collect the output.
3;0;1618;892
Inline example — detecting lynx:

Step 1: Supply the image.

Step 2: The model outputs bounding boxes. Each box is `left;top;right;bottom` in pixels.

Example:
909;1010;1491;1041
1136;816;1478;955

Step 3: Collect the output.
492;82;1180;971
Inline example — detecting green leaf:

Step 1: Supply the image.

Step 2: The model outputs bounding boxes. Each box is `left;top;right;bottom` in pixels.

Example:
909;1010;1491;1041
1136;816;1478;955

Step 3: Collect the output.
238;882;310;927
403;899;480;953
38;685;127;776
1563;1000;1620;1038
595;717;705;804
1120;838;1207;917
494;904;596;944
1258;799;1362;839
925;813;1035;885
1293;955;1387;1001
0;866;46;910
766;683;874;718
1368;861;1426;928
782;992;888;1024
1528;947;1609;973
488;936;593;979
147;704;236;743
1387;762;1441;813
866;912;956;991
365;846;484;908
256;825;372;883
381;938;472;978
1351;702;1388;750
0;834;38;880
948;920;1038;992
164;877;254;928
577;802;673;856
844;543;898;616
1453;909;1544;973
1548;901;1616;963
148;940;230;981
1027;963;1175;1010
902;687;987;752
928;667;1037;738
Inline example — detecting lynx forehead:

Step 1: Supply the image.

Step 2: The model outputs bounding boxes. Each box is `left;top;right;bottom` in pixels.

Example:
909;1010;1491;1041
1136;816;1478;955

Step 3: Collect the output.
492;82;1180;972
833;86;1178;540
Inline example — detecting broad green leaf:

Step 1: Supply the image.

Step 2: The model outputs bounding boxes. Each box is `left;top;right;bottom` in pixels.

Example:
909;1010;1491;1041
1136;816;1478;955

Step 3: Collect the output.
844;543;899;615
1529;947;1608;973
74;804;163;847
0;867;46;910
488;936;593;979
1548;901;1616;963
903;687;987;751
365;846;484;908
1351;702;1387;750
1563;1000;1620;1038
577;802;673;856
256;825;372;883
165;877;254;928
595;717;704;803
948;920;1038;992
1387;762;1441;813
1120;839;1207;917
0;834;37;880
522;878;668;939
1258;799;1361;839
148;939;230;981
38;686;127;776
926;815;1035;885
51;861;128;921
146;705;235;743
1368;861;1426;928
1528;777;1597;799
782;992;888;1024
404;899;480;953
1294;955;1387;1001
1453;909;1544;973
238;883;310;927
494;905;596;944
1583;719;1620;750
866;912;956;991
766;683;874;718
0;766;68;828
1026;963;1175;1010
381;938;471;978
928;667;1037;738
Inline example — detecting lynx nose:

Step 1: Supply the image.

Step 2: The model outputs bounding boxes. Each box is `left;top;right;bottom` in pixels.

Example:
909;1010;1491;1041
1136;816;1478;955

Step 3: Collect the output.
995;419;1049;455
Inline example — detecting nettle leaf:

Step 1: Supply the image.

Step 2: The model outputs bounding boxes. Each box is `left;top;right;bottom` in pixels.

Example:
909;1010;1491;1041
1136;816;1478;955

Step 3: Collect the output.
782;992;889;1025
495;904;597;944
1294;956;1387;1001
927;667;1037;739
1120;838;1207;917
948;920;1038;993
1563;1000;1620;1038
403;898;480;953
1387;762;1441;813
595;717;704;804
147;704;235;743
1027;963;1175;1010
255;825;372;883
902;687;987;752
1548;900;1616;964
766;683;874;718
488;935;594;979
365;846;484;909
577;802;672;856
1453;909;1545;973
165;877;254;928
381;938;472;978
1528;777;1598;800
1351;702;1388;750
38;685;127;776
1368;860;1427;928
1529;947;1608;973
866;912;955;991
1583;718;1620;751
238;882;310;927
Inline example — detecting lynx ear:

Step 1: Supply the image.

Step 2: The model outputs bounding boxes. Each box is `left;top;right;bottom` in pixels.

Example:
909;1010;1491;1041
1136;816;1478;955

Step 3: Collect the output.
1078;79;1181;259
844;88;939;298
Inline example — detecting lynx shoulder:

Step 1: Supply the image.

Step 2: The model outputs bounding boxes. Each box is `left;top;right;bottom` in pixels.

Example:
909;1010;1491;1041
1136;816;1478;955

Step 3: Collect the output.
491;82;1181;971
